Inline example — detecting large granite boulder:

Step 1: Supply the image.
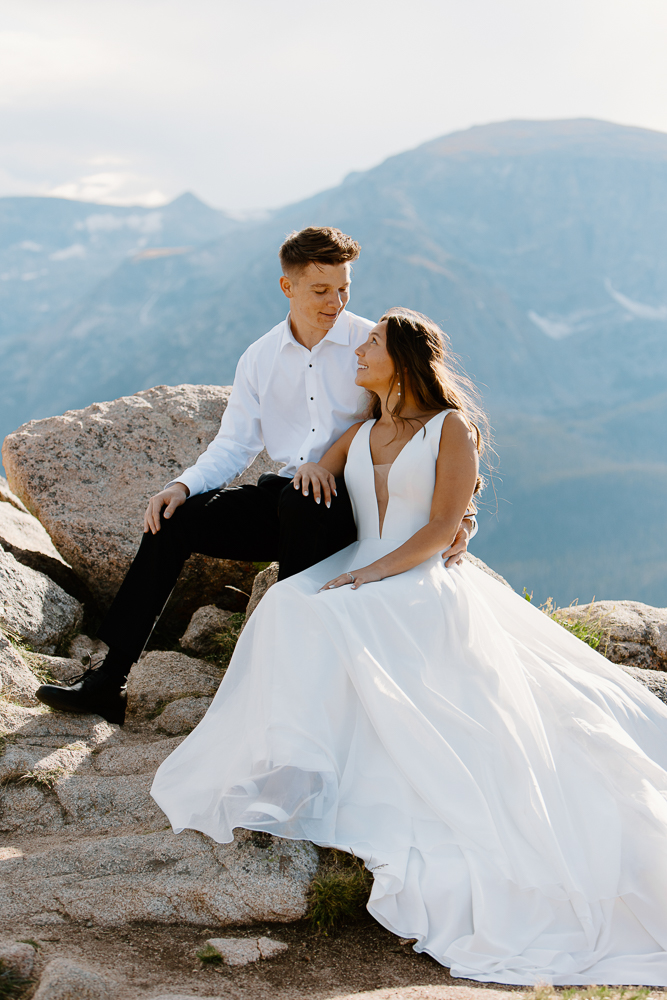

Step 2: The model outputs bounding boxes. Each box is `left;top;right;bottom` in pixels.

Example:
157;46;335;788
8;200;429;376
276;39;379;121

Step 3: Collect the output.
0;547;83;654
2;384;282;620
553;600;667;671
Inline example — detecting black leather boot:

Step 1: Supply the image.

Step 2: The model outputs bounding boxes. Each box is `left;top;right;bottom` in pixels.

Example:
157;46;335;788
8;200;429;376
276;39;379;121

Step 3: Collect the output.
35;657;127;726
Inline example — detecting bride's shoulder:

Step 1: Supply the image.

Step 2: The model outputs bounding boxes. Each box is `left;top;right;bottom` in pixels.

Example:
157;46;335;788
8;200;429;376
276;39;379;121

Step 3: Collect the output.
437;409;478;451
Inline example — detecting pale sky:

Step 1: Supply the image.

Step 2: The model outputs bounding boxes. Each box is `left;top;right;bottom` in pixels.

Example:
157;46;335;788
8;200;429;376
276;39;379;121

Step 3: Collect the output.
1;0;667;212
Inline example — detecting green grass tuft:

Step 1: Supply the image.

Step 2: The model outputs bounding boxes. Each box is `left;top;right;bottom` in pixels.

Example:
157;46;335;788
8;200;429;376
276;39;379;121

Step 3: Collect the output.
308;849;375;934
0;958;32;999
204;612;247;669
17;767;65;790
196;944;223;965
523;591;609;653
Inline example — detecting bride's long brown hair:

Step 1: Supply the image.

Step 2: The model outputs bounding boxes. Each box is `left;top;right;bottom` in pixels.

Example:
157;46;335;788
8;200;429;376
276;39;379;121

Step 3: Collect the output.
363;307;490;504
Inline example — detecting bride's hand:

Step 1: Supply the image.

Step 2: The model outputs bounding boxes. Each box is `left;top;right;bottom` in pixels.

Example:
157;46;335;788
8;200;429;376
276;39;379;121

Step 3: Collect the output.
293;463;337;507
320;565;383;591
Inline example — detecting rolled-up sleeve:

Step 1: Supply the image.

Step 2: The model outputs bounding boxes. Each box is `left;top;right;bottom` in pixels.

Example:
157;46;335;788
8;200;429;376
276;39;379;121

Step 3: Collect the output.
171;353;264;497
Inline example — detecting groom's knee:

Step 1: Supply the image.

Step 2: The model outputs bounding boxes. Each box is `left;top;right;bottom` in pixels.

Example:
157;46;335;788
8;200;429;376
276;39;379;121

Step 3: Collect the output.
279;477;351;526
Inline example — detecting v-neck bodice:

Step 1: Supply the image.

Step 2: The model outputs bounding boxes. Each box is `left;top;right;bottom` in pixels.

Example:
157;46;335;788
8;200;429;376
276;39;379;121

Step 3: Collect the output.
345;411;451;541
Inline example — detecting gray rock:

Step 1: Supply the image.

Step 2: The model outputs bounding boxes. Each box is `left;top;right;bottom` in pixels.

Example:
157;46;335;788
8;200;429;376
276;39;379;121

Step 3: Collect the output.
463;552;514;589
0;700;44;735
205;937;260;965
205;935;289;965
0;476;29;514
14;712;117;746
0;547;83;654
0;828;319;926
0;940;35;978
154;696;213;734
2;385;281;620
553;600;667;670
0;500;86;604
180;604;232;655
68;634;109;664
622;664;667;704
32;958;114;1000
0;634;39;705
126;650;221;717
244;562;279;624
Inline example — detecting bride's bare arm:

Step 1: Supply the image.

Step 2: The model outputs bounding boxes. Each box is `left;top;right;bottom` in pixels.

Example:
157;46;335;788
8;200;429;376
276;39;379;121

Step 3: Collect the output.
292;422;364;507
322;412;478;590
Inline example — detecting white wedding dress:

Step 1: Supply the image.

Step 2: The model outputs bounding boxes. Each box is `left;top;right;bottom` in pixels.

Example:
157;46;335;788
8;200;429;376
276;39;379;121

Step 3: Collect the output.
152;411;667;986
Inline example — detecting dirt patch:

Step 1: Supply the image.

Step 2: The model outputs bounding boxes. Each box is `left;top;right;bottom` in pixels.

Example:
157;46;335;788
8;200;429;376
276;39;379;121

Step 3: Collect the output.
2;913;530;999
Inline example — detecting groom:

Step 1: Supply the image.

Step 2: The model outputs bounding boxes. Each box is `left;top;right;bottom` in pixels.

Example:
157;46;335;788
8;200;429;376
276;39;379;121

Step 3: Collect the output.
36;226;476;724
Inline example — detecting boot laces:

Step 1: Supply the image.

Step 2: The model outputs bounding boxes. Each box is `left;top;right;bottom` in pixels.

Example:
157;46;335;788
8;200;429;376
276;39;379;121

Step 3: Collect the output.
64;652;107;687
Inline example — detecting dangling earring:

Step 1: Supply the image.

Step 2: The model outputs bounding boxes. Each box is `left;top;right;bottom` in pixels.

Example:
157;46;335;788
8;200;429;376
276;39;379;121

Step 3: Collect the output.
396;374;401;398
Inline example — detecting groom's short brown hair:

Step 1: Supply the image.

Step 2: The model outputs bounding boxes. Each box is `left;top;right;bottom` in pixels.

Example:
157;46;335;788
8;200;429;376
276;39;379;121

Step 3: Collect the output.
279;226;360;276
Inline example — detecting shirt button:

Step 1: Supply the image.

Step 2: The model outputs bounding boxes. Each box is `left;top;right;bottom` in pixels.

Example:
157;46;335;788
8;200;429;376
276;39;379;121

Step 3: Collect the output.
309;364;313;368
312;428;315;432
310;397;313;400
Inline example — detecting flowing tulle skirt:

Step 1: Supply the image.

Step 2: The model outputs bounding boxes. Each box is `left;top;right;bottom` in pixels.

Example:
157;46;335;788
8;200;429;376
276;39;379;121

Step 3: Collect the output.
152;542;667;985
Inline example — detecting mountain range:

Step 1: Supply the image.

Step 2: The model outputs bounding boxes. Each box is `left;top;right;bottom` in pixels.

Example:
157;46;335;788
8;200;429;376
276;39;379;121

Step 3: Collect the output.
1;118;666;608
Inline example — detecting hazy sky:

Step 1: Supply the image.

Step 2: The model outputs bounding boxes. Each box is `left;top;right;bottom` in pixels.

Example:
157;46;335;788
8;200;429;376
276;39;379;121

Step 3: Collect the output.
1;0;666;212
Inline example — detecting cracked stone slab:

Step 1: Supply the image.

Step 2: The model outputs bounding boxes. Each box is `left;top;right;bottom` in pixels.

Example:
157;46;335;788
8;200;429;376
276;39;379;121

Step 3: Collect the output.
54;772;164;833
0;829;319;926
92;737;183;776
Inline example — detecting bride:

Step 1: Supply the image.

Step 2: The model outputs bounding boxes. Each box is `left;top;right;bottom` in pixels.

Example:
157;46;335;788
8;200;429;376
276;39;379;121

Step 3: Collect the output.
152;307;667;986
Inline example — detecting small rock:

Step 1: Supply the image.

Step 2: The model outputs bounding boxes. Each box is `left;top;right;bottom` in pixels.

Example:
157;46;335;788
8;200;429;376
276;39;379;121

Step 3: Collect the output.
244;562;279;623
205;935;288;965
126;650;221;717
180;604;232;655
0;634;40;705
0;547;83;654
205;937;260;965
153;696;213;734
17;713;117;746
68;634;109;664
32;957;114;999
0;475;29;514
257;935;289;959
0;940;35;977
0;700;44;734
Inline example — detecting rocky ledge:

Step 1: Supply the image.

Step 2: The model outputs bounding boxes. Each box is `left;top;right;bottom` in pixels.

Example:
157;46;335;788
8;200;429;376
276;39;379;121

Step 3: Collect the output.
1;384;666;996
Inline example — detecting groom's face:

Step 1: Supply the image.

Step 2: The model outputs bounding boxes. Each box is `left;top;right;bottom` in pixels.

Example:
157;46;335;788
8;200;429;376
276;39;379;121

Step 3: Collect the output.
280;262;351;333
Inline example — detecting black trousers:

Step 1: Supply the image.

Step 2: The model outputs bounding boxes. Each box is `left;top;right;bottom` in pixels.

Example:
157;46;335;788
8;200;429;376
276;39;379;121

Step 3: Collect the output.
97;473;356;661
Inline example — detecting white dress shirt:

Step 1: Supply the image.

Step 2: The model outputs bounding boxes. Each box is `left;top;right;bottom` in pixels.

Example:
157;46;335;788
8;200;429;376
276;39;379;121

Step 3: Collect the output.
175;309;375;497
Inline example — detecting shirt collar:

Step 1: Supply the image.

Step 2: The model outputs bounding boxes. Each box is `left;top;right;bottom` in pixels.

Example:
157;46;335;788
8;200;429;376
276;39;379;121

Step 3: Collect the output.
280;310;350;351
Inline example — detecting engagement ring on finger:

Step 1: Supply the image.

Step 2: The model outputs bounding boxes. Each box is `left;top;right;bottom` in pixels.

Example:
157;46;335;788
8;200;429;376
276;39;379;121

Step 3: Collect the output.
346;572;355;583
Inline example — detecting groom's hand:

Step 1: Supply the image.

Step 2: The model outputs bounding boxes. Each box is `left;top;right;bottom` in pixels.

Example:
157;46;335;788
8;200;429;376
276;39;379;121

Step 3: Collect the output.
144;483;189;534
442;518;473;568
292;463;337;508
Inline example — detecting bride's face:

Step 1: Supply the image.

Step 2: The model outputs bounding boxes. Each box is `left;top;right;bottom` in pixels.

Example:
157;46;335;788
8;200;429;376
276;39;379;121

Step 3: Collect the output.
355;322;395;392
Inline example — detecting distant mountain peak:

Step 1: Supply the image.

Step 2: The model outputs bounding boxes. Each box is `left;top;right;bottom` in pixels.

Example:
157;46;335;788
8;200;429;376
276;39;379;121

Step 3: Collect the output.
420;117;667;161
